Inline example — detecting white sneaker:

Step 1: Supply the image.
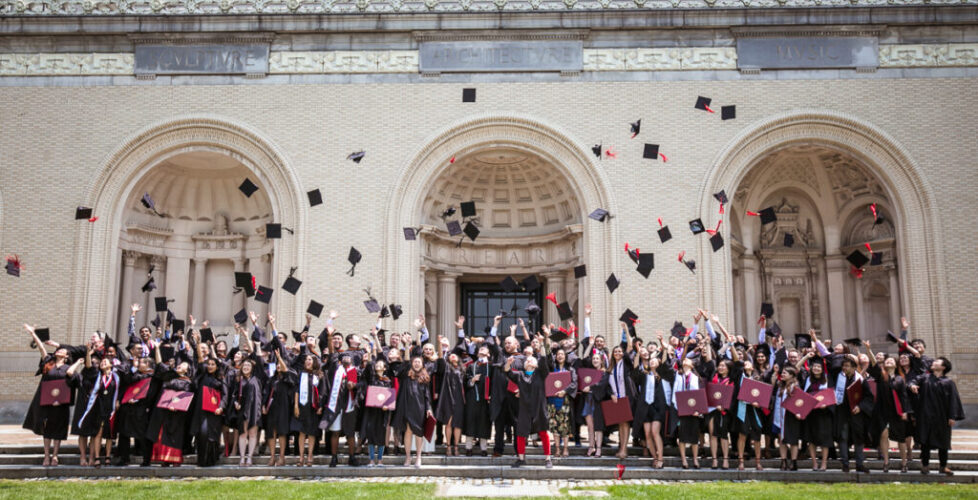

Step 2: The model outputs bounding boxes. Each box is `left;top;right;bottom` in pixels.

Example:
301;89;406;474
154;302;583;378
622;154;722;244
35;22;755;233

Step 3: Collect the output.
367;462;375;468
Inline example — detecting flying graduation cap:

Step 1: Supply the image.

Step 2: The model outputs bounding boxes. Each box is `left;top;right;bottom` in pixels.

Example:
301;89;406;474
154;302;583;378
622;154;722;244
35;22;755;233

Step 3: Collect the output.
689;219;706;235
462;88;476;102
592;144;603;159
347;151;366;164
657;218;672;243
678;250;696;274
238;178;259;198
870;203;885;225
643;144;667;162
636;253;654;278
624;243;640;264
605;273;620;293
265;223;294;239
75;206;97;222
574;265;587;279
746;207;777;225
307;189;323;207
282;267;302;295
141;276;157;292
347;247;361;276
234;272;255;297
721;105;736;120
630;119;641;138
709;232;724;252
694;96;715;114
784;233;795;248
403;226;423;241
588;209;611;222
460;201;477;219
140;193;167;218
5;255;22;277
713;190;728;215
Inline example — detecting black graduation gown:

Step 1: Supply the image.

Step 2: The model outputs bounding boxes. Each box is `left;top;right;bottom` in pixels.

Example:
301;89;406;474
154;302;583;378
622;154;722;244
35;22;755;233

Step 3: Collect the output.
23;356;73;440
631;364;667;425
585;373;612;430
505;355;550;437
294;371;325;435
833;372;874;444
116;369;161;440
488;345;523;423
69;366;99;437
392;364;432;436
263;369;297;437
190;368;227;466
913;373;965;449
230;375;263;431
435;364;465;426
800;374;833;447
463;360;493;439
359;370;393;446
319;362;358;436
77;369;121;438
145;365;195;451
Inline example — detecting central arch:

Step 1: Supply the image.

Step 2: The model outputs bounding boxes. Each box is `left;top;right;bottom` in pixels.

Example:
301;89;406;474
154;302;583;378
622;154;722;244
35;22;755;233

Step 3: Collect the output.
384;114;620;338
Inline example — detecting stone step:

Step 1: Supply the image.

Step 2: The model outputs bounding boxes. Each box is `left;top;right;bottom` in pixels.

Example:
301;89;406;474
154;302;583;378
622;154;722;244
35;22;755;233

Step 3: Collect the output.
0;464;973;483
3;454;976;471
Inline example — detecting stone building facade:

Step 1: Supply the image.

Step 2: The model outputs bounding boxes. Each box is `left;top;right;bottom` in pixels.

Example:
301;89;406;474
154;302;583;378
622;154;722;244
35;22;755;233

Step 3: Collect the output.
1;0;977;415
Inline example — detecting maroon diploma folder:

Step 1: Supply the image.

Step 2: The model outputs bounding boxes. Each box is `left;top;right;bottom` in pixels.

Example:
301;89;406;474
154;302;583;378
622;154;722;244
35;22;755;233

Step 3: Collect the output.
545;372;572;397
846;380;864;408
738;378;773;408
676;388;708;417
366;385;396;410
202;386;221;413
577;368;603;390
600;397;633;426
813;388;837;409
40;379;70;406
122;377;150;404
156;389;193;412
424;414;437;441
706;382;734;408
866;379;877;399
784;388;817;420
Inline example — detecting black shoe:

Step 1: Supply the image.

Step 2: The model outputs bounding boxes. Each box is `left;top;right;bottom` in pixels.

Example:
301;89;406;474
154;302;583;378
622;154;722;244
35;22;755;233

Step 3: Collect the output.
329;455;338;468
511;459;524;468
841;462;850;473
349;456;359;467
920;466;930;475
466;448;473;457
139;462;150;467
856;464;870;474
481;450;488;457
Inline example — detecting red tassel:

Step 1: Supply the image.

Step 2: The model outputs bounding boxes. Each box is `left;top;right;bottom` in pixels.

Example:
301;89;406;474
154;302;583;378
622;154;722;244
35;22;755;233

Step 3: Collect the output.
657;217;663;227
704;105;714;114
449;155;456;164
616;463;625;480
558;326;569;335
624;243;630;253
88;216;98;222
850;266;864;279
545;292;557;305
659;153;668;163
635;248;640;258
605;148;617;159
719;203;725;215
708;220;723;235
746;210;759;217
864;242;873;254
678;251;686;262
870;203;878;220
251;276;257;291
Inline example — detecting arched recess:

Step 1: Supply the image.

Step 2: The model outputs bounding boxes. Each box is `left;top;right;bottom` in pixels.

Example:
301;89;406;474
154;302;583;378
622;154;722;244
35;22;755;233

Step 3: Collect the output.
384;114;621;335
698;110;947;353
70;115;305;339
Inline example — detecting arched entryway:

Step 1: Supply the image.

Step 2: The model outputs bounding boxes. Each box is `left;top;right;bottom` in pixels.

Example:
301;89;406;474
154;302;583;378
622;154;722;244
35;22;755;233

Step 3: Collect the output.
71;116;304;340
699;110;946;353
384;114;619;342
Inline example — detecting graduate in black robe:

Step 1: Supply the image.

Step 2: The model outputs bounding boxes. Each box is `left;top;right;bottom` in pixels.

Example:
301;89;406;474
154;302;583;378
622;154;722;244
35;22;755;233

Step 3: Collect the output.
631;339;669;469
190;357;227;467
393;356;433;468
22;324;76;467
360;354;394;467
799;355;833;471
293;353;324;467
145;345;196;466
581;352;610;458
488;318;524;457
875;355;912;473
463;344;493;455
320;351;359;467
263;349;296;466
116;354;160;466
833;355;874;473
547;344;578;458
910;356;965;475
435;351;466;456
230;356;263;466
734;356;766;471
504;345;551;468
76;347;121;468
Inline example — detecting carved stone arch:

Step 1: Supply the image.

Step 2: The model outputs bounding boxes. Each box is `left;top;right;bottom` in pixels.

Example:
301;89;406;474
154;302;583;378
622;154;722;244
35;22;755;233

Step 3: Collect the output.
384;113;620;333
71;115;305;338
699;110;945;352
743;182;828;253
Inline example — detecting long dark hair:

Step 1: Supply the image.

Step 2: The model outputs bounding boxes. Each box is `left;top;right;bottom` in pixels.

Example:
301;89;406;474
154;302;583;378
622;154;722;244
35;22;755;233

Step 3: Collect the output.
408;356;430;384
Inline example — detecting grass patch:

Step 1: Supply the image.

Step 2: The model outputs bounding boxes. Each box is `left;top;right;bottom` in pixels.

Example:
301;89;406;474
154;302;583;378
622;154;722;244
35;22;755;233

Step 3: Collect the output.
0;480;436;500
580;482;978;500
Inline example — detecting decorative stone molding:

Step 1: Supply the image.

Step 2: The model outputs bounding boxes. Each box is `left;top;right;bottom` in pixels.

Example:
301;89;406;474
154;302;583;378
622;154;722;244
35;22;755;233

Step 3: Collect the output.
421;225;583;274
2;0;974;15
268;50;419;74
0;53;132;76
879;43;978;68
413;30;590;42
582;47;736;71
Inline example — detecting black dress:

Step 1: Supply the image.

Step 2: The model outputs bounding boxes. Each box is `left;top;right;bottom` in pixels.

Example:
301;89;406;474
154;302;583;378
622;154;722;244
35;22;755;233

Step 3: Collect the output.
463;360;492;439
912;373;965;450
435;364;465;426
777;387;802;445
145;365;195;464
392;365;432;436
800;375;833;448
69;367;99;437
190;368;227;466
76;369;121;439
359;370;393;446
294;371;325;435
264;369;297;438
22;356;73;440
230;375;263;431
116;370;161;442
505;355;550;437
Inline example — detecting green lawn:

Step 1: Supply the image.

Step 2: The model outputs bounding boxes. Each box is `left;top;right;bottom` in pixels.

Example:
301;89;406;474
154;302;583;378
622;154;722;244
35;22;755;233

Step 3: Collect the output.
1;480;977;499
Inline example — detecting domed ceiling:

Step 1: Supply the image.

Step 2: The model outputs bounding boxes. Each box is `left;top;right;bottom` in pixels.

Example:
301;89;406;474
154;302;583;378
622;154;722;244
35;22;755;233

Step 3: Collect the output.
423;149;581;238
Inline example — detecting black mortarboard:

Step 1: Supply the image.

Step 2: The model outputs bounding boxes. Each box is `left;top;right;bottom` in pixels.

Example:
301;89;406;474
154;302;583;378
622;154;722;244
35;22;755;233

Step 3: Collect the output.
292;330;305;342
760;302;774;318
460;201;476;218
347;247;362;276
282;276;302;295
556;302;573;321
713;190;728;205
689;219;705;235
75;207;93;220
844;337;862;347
636;253;654;279
885;331;900;344
233;309;248;325
441;206;457;218
140;193;156;210
591;144;602;159
200;328;214;343
171;319;185;334
683;258;696;273
670;321;685;338
446;220;462;236
574;265;586;279
657;225;672;243
525;300;541;317
5;257;20;277
266;223;282;239
588;209;610;222
160;344;175;362
619;308;639;326
721;105;736;120
150;316;161;328
167;310;175;323
871;252;883;266
307;189;323;207
154;297;168;312
390;304;403;321
235;272;255;297
379;305;390;318
770;321;782;337
605;273;620;293
795;333;811;349
709;232;724;252
846;250;870;269
141;276;156;292
463;221;480;241
630;119;641;137
403;227;420;241
102;333;118;351
255;285;273;304
238;178;259;198
363;299;381;314
643;144;660;160
500;276;519;293
549;330;569;343
462;88;476;103
694;96;714;113
307;300;324;318
759;207;777;225
522;275;540;292
784;233;795;248
347;151;365;163
34;327;50;343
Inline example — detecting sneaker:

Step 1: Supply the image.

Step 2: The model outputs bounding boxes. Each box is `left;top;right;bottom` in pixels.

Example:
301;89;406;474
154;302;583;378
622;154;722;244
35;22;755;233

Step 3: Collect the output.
545;459;553;469
367;463;375;468
511;459;524;468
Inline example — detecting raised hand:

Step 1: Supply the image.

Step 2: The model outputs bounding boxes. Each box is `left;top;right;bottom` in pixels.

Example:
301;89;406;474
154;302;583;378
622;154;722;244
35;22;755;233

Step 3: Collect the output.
901;317;910;330
189;314;196;327
248;311;258;324
455;315;465;329
131;303;141;314
584;304;592;316
330;310;339;320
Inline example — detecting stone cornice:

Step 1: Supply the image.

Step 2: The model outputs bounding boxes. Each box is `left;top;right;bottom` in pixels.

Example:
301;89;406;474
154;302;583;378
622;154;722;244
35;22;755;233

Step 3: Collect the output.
730;25;886;38
128;33;277;45
413;30;590;41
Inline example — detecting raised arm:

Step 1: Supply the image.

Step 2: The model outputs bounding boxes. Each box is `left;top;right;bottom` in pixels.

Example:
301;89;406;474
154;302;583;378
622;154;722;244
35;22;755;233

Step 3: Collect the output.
24;324;47;358
863;340;877;366
810;329;830;357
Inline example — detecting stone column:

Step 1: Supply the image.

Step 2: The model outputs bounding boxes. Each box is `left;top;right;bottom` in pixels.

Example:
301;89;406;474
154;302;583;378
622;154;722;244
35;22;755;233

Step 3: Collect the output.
233;258;246;313
853;279;865;339
249;254;269;317
117;250;138;338
191;257;207;319
148;255;167;325
563;270;577;325
888;268;901;335
165;256;191;321
824;255;848;342
424;269;438;336
542;271;565;326
437;272;461;346
741;256;761;342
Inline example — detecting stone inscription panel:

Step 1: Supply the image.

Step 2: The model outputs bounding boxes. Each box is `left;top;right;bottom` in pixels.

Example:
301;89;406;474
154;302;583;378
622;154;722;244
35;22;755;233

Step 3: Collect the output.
135;44;269;75
419;41;583;73
737;37;878;70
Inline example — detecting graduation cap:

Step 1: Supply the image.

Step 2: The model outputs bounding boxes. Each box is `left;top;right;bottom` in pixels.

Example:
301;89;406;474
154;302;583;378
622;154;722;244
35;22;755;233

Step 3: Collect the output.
307;300;324;318
636;253;654;279
784;233;795;248
721;105;736;120
265;223;294;239
307;189;323;207
282;267;302;295
760;302;774;319
460;201;477;219
140;193;165;217
591;144;603;159
630;119;641;138
670;321;686;338
150;316;161;328
653;218;671;243
678;251;695;274
556;302;573;321
713;190;729;206
379;305;390;318
446;220;463;236
769;321;782;337
154;296;168;313
870;203;885;225
403;227;423;241
462;88;476;102
525;300;542;317
846;250;870;270
619;308;639;327
871;252;883;266
200;328;215;343
462;221;480;242
885;331;900;344
141;276;156;292
5;255;22;277
643;144;667;162
31;328;51;348
694;96;714;113
171;319;186;334
75;206;95;221
390;304;403;321
624;243;639;264
588;209;611;222
238;178;259;198
795;333;811;349
347;151;365;164
549;329;569;343
363;298;381;314
233;308;248;325
574;265;587;279
291;330;305;343
499;276;519;293
605;273;620;293
747;207;777;225
234;272;255;297
441;206;457;219
844;337;863;347
709;232;724;252
160;344;176;363
347;247;361;276
689;219;705;235
255;285;273;304
521;275;540;292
